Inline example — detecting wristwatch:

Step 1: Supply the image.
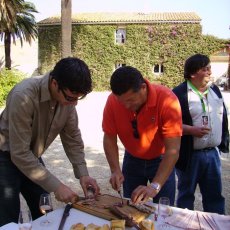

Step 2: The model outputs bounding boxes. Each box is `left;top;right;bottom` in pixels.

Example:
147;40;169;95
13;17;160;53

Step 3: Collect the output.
150;182;161;192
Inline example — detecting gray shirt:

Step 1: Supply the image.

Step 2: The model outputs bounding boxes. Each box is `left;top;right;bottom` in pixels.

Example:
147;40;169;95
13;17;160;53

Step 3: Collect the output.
0;73;89;192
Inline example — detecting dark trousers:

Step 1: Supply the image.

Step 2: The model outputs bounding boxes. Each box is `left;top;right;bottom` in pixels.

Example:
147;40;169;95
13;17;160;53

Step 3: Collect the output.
122;151;176;206
0;150;48;226
176;147;225;214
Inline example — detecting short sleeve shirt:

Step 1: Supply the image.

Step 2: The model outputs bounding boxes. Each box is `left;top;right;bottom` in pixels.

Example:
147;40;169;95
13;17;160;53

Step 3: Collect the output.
102;80;182;159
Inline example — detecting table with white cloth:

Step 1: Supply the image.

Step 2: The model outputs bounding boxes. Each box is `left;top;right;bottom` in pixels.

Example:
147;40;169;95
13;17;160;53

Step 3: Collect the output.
0;207;173;230
1;204;230;230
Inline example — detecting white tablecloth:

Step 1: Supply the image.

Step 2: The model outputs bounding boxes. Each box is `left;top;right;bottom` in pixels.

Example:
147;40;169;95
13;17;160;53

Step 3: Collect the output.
0;209;111;230
1;205;229;230
33;208;111;230
0;207;177;230
32;207;178;230
0;222;18;230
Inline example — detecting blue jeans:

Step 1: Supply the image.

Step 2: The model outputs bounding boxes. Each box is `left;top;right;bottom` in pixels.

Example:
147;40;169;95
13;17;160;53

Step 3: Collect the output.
176;147;225;214
122;151;176;205
0;150;48;226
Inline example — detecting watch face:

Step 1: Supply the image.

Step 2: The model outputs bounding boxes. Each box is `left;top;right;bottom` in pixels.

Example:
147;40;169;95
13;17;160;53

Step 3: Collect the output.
151;182;160;190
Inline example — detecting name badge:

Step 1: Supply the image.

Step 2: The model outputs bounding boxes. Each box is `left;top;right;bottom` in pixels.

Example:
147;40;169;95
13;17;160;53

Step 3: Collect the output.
202;115;209;127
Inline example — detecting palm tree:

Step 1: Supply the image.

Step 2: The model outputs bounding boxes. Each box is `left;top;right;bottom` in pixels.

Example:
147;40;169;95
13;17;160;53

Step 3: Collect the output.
0;0;24;29
61;0;72;58
0;0;38;69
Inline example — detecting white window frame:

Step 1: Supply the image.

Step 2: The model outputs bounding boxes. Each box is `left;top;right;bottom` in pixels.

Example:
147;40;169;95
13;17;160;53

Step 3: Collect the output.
115;63;126;70
115;28;126;44
153;64;164;75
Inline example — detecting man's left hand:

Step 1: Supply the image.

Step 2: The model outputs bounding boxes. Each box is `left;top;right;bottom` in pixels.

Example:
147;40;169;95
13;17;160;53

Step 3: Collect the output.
131;185;157;204
80;175;100;198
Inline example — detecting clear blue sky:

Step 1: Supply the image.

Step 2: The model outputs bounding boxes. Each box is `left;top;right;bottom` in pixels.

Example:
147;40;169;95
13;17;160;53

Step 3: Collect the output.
29;0;230;39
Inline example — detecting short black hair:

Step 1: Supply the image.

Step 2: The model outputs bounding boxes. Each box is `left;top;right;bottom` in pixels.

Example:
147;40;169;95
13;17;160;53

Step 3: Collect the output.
184;54;210;79
50;57;92;95
110;66;145;95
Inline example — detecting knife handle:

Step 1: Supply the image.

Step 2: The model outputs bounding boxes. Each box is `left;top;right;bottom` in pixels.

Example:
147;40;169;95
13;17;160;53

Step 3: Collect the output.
58;203;72;230
64;203;72;215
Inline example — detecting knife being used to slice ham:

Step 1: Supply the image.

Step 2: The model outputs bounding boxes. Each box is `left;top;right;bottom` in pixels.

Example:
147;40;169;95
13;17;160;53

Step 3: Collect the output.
117;189;124;206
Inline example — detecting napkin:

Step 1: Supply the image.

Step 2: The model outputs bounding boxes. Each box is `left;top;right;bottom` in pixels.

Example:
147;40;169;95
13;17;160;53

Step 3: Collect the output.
165;209;200;229
165;208;230;230
211;213;230;230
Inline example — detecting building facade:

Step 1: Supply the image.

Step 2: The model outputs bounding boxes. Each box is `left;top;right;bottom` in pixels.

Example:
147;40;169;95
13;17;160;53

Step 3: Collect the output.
38;12;226;89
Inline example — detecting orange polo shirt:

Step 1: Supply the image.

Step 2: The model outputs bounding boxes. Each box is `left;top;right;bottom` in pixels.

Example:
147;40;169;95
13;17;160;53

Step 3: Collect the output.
102;80;182;159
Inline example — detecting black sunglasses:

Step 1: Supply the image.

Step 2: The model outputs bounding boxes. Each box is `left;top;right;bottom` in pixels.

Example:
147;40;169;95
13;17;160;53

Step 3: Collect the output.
60;88;85;102
131;118;140;139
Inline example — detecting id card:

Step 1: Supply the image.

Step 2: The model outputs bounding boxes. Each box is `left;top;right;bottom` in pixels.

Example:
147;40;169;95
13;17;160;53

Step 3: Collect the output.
202;115;209;127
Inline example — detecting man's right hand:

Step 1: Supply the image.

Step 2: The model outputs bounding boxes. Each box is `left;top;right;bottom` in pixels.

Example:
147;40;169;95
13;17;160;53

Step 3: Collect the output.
54;183;77;203
109;170;124;191
192;126;210;138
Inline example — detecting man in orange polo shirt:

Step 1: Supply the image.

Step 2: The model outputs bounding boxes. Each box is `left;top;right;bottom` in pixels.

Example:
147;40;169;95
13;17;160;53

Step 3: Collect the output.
102;66;182;205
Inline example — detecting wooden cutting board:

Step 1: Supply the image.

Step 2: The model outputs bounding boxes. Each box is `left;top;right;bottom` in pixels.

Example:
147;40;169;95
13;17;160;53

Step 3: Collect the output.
72;194;151;223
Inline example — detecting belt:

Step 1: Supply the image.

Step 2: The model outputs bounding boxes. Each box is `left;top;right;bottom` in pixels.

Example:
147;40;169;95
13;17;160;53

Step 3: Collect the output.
125;151;163;161
195;147;215;152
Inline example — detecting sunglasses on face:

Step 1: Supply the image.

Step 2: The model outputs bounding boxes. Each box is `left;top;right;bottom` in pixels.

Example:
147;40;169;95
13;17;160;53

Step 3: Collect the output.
60;88;85;102
131;118;140;139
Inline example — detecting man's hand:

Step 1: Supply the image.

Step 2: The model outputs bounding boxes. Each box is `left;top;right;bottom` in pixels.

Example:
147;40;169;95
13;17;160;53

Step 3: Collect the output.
109;170;124;191
183;124;210;138
131;185;157;204
80;175;100;197
54;183;77;203
191;126;210;138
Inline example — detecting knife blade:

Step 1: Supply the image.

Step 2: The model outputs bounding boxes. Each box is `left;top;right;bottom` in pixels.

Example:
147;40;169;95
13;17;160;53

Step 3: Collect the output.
118;190;124;205
58;203;72;230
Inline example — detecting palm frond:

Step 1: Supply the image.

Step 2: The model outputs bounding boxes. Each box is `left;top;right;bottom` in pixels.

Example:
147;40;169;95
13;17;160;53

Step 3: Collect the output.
0;0;38;68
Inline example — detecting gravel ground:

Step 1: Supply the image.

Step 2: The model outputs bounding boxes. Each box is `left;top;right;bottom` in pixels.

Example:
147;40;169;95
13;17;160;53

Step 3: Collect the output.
17;91;230;215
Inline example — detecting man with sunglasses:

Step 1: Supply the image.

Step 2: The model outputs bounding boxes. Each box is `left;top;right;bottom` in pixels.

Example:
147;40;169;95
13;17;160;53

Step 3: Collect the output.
0;57;100;226
102;66;182;205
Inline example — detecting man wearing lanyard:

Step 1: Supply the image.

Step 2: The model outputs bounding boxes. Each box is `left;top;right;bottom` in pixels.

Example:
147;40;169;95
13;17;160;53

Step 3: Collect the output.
173;54;229;214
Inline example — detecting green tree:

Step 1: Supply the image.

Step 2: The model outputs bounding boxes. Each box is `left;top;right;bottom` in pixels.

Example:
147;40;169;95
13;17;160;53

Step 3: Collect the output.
0;0;23;28
0;0;38;69
61;0;72;58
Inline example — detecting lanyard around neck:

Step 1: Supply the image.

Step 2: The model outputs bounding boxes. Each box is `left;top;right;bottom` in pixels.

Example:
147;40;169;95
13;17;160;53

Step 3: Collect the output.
188;80;209;113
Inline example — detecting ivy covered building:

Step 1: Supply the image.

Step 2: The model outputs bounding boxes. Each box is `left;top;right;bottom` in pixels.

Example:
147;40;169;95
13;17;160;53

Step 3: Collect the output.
38;12;226;89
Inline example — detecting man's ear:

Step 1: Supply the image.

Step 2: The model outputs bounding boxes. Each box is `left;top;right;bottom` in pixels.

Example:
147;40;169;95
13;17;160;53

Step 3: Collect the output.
141;82;147;89
51;78;58;88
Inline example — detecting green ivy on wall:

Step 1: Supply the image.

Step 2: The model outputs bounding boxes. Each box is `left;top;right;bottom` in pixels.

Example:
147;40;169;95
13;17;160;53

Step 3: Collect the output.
38;23;227;90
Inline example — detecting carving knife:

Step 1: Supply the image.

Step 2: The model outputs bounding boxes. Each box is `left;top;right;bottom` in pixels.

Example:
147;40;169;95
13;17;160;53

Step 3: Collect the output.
58;203;72;230
118;190;124;205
